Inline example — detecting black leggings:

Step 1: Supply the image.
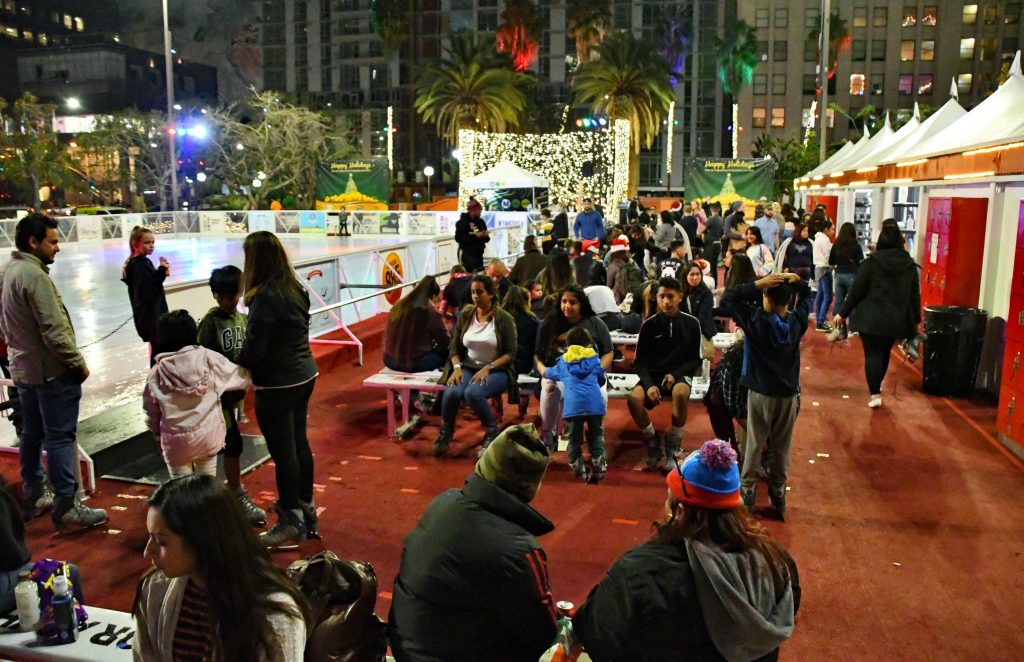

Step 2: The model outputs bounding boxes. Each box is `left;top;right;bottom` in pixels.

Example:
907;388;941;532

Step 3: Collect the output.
860;334;896;396
254;378;316;509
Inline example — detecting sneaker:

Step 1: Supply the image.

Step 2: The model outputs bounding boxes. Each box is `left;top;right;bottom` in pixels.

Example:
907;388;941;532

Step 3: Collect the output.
52;495;108;532
904;331;926;362
590;456;608;484
545;430;559;454
568;458;588;482
662;433;682;472
768;486;786;520
741;488;756;511
815;323;831;332
432;425;453;457
299;499;320;539
22;482;54;520
477;427;500;458
236;486;267;527
868;394;882;408
644;434;663;471
259;503;306;548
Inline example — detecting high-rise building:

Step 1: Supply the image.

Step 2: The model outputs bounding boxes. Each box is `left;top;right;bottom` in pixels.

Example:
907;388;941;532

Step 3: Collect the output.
736;1;1024;156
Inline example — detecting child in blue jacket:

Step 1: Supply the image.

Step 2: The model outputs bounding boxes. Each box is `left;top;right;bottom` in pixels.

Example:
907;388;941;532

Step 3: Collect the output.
544;327;607;483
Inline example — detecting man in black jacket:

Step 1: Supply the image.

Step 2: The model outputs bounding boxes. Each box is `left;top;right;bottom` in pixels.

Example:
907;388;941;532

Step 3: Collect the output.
454;198;489;272
627;277;703;471
703;201;724;285
389;424;558;662
721;273;810;519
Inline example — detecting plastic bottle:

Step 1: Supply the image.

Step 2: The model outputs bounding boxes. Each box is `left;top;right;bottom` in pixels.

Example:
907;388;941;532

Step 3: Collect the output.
50;574;78;645
14;572;39;632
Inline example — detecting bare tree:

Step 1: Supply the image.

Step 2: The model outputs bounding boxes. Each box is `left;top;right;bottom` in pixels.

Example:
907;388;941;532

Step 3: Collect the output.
0;93;81;211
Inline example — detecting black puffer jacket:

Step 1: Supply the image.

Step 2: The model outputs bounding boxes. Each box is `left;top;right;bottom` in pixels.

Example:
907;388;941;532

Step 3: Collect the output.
122;255;168;343
388;474;558;662
839;248;921;339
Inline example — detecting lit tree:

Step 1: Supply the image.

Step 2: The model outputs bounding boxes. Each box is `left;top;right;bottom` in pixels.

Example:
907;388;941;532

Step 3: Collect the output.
713;20;759;97
573;31;674;196
0;93;81;211
496;0;543;72
414;33;530;143
566;0;611;66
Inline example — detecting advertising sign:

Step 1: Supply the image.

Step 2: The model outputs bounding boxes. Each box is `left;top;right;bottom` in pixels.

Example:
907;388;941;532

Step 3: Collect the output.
316;160;390;211
682;158;776;208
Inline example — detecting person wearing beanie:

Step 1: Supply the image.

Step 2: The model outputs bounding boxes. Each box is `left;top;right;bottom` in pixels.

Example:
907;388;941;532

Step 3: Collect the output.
455;197;490;272
573;439;800;662
389;424;558;662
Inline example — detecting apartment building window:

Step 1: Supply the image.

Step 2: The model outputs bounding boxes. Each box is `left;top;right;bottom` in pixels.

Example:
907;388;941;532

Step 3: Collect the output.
321;44;331;66
753;73;767;95
901;6;915;27
872;39;886;60
264;23;285;45
921;40;935;60
321;67;331;90
873;7;888;26
852;39;866;61
774;8;788;28
773;74;786;94
752;107;766;128
294;1;307;20
74;16;83;31
338;19;360;35
338;42;359;59
771;108;785;128
1004;37;1020;54
918;73;933;94
871;75;884;95
613;0;630;28
921;6;937;26
320;21;330;40
757;40;768;62
478;10;498;31
962;4;978;24
850;73;866;95
368;40;383;57
755;8;768;28
804;40;817;61
900;40;915;61
979;38;997;60
295;44;308;66
853;7;867;28
451;11;471;30
898;74;913;95
1005;4;1020;23
960;37;975;59
478;0;497;7
773;40;787;61
803;74;818;95
805;7;819;28
957;73;973;94
983;4;996;24
451;0;471;7
265;69;285;90
264;46;285;67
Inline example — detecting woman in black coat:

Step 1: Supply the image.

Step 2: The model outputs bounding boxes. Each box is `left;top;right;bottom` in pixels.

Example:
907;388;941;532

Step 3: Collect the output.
682;261;715;341
832;224;921;408
122;226;169;357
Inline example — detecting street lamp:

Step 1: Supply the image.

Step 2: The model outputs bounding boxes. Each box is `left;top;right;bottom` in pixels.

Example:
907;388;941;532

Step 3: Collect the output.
162;0;179;211
423;165;435;202
65;97;81;111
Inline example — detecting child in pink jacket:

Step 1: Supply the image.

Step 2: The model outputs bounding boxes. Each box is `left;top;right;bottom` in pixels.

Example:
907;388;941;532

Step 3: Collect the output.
143;310;251;478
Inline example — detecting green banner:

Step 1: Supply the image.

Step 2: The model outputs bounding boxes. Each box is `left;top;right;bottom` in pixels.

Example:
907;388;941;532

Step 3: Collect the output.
316;159;390;210
682;158;776;207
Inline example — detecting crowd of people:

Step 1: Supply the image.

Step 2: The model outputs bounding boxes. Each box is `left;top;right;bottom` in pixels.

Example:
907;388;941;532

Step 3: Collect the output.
0;193;929;659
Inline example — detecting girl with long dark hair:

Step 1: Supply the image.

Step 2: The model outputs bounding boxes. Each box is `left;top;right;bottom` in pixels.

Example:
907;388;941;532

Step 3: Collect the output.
133;474;309;660
682;262;715;342
744;226;774;277
774;221;813;281
539;249;575;296
828;223;864;341
236;231;318;547
573;440;799;661
832;224;921;408
534;285;613;449
383;276;448;373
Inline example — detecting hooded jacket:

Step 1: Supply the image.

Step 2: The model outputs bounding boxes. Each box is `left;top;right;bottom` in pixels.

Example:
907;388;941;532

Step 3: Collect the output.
573;537;799;662
122;255;169;343
721;281;811;398
838;248;921;339
388;473;557;662
142;346;251;467
236;283;318;388
634;310;703;390
543;345;607;418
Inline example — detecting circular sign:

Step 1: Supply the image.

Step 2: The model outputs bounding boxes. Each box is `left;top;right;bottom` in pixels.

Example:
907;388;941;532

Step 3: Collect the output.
383;252;405;305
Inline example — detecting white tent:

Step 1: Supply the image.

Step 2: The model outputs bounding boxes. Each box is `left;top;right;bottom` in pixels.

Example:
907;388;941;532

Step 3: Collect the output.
806;140;856;177
872;87;967;165
845;106;921;170
902;52;1024;160
462;161;550;189
844;114;902;171
822;126;873;174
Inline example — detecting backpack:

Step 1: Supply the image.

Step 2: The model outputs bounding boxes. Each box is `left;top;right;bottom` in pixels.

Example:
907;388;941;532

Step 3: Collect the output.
614;260;645;303
286;551;387;662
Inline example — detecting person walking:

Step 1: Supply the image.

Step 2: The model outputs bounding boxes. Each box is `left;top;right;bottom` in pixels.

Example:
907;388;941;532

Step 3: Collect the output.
0;214;108;530
827;223;864;341
832;224;921;408
703;202;724;286
455;198;489;272
236;231;319;548
812;221;835;331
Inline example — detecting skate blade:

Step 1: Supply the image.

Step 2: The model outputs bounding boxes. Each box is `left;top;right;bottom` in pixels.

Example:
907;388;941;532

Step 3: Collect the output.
51;520;108;537
268;543;301;551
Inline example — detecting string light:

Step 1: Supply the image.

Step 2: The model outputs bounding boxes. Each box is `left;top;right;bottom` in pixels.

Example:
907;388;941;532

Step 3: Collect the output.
886;177;914;183
458;120;631;212
962;141;1024;156
665;101;675;180
828;172;844;177
848;180;869;186
943;171;995;180
855;166;878;173
386;105;394;175
895;158;928;167
812;175;824;180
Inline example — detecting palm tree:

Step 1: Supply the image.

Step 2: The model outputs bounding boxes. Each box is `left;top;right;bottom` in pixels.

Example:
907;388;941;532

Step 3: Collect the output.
370;0;408;56
496;0;543;72
660;6;692;86
806;13;850;82
566;0;611;66
713;20;758;96
573;31;675;195
414;33;530;144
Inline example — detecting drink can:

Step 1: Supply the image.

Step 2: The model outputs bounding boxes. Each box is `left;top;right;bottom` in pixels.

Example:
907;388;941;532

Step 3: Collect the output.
556;600;574;617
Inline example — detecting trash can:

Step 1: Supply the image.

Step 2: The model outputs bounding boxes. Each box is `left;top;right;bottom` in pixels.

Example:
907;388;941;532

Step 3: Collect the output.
922;306;988;397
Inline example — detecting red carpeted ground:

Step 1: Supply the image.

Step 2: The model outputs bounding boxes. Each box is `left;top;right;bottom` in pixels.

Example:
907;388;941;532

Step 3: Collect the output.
5;315;1023;658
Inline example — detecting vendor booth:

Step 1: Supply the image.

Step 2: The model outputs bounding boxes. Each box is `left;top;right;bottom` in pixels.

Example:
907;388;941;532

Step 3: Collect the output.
461;161;550;212
795;52;1024;461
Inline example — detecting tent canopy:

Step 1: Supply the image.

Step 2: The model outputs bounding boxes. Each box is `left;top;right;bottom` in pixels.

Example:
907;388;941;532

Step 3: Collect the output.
463;161;550;189
822;126;873;174
872;89;966;165
807;140;856;177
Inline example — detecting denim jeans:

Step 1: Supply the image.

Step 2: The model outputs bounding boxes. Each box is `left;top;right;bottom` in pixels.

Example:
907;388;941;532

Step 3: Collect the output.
383;348;447;374
441;366;509;430
254;378;316;510
17;372;82;497
833;272;856;324
813;267;833;323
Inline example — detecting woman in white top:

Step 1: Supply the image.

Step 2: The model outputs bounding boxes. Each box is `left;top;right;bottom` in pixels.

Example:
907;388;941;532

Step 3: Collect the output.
133;474;308;661
745;226;775;277
434;274;519;456
812;220;836;331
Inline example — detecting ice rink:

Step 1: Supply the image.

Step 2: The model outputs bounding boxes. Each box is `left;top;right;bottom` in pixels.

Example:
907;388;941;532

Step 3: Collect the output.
0;233;410;444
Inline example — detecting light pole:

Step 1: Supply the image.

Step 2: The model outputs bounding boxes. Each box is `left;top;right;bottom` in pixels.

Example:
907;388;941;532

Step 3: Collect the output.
819;0;831;163
423;165;434;203
162;0;179;211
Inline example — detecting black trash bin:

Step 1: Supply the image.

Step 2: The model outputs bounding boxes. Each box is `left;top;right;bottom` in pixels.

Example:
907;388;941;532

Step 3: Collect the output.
922;306;988;397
